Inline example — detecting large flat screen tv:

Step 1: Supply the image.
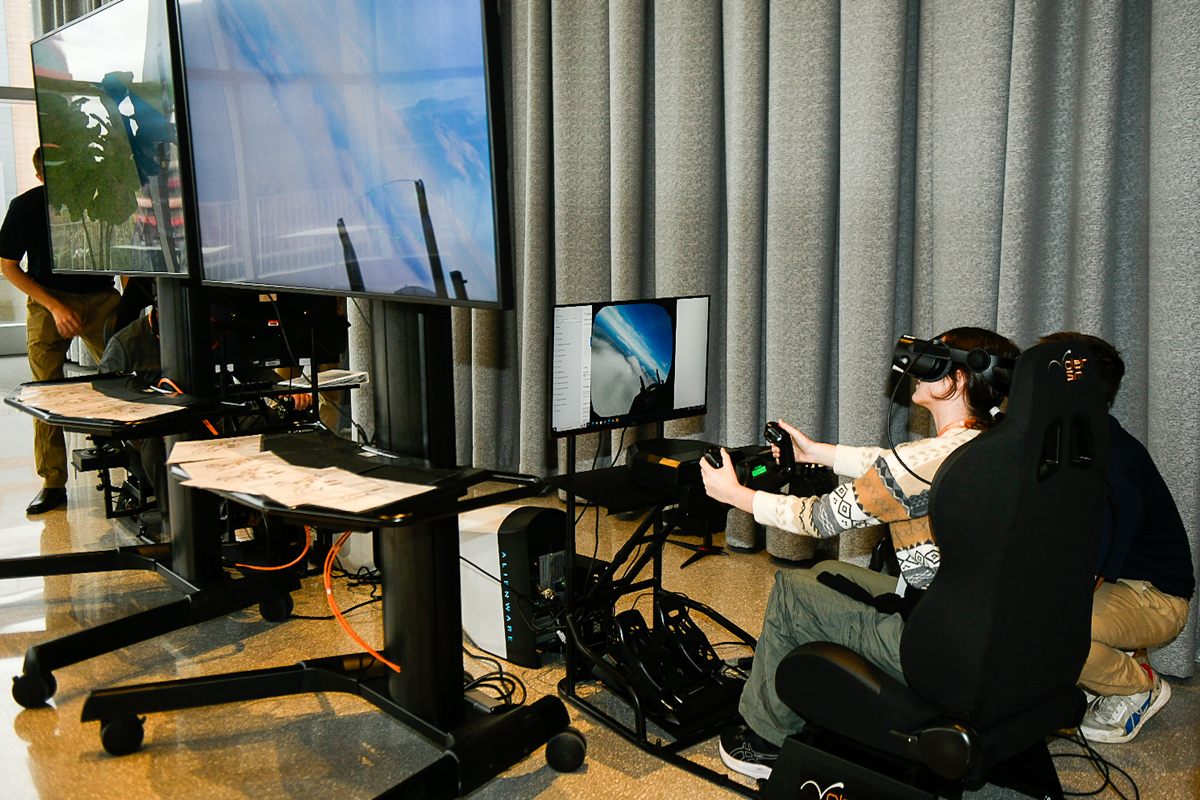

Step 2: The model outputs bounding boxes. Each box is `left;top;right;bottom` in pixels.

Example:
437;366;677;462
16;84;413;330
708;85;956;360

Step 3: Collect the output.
175;0;511;307
551;296;711;438
31;0;189;276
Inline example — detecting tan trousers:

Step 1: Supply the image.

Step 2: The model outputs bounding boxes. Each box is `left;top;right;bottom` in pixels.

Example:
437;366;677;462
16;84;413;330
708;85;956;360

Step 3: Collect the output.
1079;578;1191;696
25;288;121;488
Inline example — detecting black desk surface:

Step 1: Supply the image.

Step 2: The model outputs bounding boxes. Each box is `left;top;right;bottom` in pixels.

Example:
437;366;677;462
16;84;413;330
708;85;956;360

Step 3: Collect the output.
5;374;224;438
544;466;670;515
4;373;350;439
172;427;541;531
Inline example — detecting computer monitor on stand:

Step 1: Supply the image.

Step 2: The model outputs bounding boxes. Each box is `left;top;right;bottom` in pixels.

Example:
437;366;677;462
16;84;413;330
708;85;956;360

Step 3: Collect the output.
550;296;710;439
550;296;724;562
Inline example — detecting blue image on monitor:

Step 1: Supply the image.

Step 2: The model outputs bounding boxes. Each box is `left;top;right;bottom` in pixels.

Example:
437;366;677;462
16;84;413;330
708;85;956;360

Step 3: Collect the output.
179;0;500;302
591;303;674;418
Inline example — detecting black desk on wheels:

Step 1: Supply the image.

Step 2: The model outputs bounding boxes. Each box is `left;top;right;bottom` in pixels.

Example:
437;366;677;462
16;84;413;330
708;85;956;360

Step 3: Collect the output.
2;375;303;707
79;427;569;798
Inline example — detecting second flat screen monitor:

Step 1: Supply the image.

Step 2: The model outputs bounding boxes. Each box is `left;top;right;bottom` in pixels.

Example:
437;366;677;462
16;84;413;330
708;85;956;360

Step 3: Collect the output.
178;0;505;305
32;0;188;276
551;296;710;438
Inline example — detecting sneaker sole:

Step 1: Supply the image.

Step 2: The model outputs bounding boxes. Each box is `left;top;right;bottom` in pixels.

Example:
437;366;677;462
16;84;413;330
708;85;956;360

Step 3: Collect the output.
1082;679;1172;744
718;740;774;781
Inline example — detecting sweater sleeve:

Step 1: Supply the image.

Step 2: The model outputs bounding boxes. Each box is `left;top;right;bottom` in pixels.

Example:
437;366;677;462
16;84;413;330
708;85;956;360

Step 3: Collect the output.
832;444;887;478
752;465;923;539
751;429;981;540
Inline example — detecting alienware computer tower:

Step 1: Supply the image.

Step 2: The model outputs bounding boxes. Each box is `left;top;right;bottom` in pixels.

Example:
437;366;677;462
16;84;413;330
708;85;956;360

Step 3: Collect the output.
459;505;567;668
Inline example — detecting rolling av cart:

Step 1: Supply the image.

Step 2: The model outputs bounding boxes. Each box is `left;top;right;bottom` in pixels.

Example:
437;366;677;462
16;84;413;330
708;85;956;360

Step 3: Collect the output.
79;427;583;799
2;375;302;708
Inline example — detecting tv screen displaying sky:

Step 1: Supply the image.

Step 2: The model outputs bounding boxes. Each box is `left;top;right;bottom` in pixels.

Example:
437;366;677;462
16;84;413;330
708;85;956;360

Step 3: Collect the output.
178;0;503;304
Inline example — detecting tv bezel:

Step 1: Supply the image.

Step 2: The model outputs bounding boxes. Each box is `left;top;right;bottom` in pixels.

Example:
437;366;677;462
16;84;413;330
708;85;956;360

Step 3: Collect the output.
31;0;195;280
170;0;514;309
549;295;711;439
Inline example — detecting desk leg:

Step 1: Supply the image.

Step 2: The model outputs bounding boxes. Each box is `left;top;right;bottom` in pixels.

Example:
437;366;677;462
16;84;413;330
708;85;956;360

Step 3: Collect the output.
167;477;224;588
380;517;464;731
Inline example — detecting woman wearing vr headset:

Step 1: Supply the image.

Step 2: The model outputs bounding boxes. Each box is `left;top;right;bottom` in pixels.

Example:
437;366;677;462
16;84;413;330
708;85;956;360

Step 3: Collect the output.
700;326;1020;781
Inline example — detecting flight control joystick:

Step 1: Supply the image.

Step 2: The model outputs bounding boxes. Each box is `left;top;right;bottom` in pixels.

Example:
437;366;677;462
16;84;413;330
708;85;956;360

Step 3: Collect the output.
763;422;795;474
702;447;723;469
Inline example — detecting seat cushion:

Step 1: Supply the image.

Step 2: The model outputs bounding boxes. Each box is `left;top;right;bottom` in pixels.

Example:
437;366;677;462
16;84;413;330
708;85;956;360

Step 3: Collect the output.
776;642;940;758
777;642;1089;781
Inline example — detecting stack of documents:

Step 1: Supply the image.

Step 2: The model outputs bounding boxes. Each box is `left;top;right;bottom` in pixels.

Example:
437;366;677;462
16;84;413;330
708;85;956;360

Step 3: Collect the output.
168;435;430;514
274;369;369;391
15;382;184;422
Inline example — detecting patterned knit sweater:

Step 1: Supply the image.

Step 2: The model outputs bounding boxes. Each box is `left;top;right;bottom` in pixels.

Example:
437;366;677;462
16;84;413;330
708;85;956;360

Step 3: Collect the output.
750;427;981;590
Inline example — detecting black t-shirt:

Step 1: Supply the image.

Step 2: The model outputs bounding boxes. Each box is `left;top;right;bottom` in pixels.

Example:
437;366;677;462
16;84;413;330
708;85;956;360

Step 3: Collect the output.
1099;415;1196;599
0;185;114;295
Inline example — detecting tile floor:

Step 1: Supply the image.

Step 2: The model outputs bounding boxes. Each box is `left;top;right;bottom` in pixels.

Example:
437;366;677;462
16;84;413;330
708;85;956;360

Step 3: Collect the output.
0;355;1195;799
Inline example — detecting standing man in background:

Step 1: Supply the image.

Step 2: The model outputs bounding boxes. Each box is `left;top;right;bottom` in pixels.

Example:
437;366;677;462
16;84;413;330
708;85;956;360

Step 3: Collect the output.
0;146;120;514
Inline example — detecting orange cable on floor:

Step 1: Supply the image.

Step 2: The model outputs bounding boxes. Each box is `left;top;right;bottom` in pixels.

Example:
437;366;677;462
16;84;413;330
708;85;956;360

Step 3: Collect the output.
324;530;401;673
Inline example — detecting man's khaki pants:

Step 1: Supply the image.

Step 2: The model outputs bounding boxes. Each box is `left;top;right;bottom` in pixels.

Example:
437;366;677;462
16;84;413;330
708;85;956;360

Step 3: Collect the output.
25;288;121;488
1080;578;1191;696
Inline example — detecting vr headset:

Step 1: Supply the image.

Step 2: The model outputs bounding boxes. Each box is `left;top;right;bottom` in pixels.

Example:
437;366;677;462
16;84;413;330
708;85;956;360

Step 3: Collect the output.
892;335;1015;395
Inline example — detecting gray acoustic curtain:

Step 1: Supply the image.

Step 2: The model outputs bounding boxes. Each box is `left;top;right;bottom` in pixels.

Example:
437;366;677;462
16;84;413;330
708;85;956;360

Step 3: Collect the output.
456;0;1200;677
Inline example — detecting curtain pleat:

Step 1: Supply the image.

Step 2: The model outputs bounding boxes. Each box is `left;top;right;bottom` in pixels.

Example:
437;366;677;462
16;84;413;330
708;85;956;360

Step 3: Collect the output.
653;2;724;443
1146;0;1200;678
454;0;1199;674
610;0;649;302
835;1;912;559
763;1;839;448
915;3;1014;335
720;0;767;455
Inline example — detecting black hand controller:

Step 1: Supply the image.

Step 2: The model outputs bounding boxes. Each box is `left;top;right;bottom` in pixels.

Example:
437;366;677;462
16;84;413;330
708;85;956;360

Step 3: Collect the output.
764;422;795;475
702;447;723;469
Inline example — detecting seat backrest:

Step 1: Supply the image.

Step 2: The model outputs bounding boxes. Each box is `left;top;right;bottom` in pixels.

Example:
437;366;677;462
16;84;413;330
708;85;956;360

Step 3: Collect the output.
900;340;1109;728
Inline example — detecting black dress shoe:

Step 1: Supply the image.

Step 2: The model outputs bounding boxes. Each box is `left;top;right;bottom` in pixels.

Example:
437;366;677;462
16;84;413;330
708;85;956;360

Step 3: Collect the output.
26;488;67;515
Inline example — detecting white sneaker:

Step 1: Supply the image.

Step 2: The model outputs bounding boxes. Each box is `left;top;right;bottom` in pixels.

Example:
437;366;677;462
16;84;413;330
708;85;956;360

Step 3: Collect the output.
719;722;780;780
1080;667;1171;744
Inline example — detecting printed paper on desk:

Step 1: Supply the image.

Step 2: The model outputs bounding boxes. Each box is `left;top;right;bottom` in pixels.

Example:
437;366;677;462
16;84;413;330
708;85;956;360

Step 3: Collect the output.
167;435;263;465
292;467;432;513
16;382;184;422
176;451;293;485
275;369;368;391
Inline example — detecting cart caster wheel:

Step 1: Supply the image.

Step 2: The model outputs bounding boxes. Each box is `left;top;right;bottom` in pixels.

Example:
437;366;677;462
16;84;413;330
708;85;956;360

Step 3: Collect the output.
259;593;294;623
12;671;57;708
546;727;586;772
100;716;145;756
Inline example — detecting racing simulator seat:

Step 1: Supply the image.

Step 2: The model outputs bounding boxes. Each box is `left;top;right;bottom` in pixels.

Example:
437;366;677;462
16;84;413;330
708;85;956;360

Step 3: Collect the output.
764;340;1111;800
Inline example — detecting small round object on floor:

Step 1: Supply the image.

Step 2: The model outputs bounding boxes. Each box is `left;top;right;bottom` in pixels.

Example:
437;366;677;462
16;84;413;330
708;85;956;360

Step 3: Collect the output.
100;715;146;756
545;727;587;772
12;671;57;708
259;593;294;622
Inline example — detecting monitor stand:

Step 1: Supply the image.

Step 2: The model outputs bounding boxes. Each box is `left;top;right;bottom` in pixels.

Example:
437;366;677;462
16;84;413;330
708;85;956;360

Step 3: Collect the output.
77;301;578;796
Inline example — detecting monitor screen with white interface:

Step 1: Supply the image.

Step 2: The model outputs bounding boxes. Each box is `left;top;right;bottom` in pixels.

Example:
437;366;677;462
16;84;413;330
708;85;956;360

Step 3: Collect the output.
551;296;709;438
